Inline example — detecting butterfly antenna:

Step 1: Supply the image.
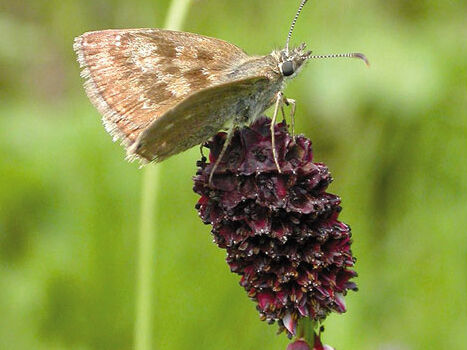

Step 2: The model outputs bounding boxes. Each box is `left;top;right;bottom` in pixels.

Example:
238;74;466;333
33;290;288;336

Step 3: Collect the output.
310;52;370;66
285;0;309;55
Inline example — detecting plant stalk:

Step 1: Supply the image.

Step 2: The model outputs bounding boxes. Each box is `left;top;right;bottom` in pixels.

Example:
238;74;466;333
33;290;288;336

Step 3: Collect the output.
298;318;317;348
134;0;192;349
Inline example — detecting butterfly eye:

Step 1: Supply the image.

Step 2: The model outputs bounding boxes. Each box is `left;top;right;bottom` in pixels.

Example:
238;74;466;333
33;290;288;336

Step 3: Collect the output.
281;61;295;77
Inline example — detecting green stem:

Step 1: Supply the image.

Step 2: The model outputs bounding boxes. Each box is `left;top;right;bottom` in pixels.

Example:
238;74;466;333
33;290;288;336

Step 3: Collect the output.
164;0;193;30
134;165;159;350
297;318;317;347
134;1;192;350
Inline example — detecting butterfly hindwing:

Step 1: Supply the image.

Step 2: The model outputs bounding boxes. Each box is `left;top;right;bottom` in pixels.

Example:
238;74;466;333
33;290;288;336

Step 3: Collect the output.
130;76;271;162
74;28;249;147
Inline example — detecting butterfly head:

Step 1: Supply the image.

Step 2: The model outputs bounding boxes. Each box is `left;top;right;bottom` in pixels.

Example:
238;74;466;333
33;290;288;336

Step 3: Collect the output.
278;43;311;78
278;0;310;79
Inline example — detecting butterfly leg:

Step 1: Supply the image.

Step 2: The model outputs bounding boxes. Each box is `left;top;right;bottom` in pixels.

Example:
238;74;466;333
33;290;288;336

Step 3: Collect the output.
271;92;283;174
283;96;296;139
199;143;206;160
280;104;287;122
209;125;235;185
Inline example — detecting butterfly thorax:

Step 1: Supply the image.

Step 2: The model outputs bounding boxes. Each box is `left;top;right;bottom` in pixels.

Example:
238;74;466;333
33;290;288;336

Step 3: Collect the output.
226;55;281;82
219;55;282;125
225;44;311;125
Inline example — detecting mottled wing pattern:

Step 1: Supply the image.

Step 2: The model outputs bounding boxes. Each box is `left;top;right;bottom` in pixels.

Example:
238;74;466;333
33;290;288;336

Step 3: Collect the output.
73;28;249;148
131;77;271;162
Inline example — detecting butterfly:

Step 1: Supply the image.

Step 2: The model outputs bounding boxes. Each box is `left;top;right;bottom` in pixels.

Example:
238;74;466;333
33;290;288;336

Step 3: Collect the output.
74;0;367;176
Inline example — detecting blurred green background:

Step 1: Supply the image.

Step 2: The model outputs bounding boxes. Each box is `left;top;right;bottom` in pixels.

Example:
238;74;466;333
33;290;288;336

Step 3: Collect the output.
1;0;466;349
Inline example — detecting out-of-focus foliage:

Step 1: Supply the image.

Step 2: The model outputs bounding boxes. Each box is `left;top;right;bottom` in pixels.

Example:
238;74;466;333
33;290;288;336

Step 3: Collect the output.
0;0;465;349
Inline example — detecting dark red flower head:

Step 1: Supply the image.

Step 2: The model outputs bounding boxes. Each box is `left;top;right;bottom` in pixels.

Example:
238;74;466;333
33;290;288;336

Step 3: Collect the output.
193;117;357;336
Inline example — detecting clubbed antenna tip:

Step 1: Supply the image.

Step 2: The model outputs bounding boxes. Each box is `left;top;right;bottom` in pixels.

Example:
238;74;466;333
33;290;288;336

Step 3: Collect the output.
310;52;370;67
353;53;370;67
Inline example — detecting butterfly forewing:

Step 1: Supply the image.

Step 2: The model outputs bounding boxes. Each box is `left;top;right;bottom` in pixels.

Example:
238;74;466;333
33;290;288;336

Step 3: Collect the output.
74;28;249;148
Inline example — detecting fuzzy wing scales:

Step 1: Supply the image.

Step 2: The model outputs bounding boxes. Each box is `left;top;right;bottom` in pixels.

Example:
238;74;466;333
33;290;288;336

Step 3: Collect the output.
74;28;249;147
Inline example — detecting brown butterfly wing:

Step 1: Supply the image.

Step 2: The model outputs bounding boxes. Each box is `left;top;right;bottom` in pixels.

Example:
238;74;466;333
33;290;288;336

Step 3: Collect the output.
130;76;271;162
73;28;249;147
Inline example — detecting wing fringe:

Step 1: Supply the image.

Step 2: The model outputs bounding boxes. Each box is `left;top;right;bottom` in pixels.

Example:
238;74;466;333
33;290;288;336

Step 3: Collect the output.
73;34;137;154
